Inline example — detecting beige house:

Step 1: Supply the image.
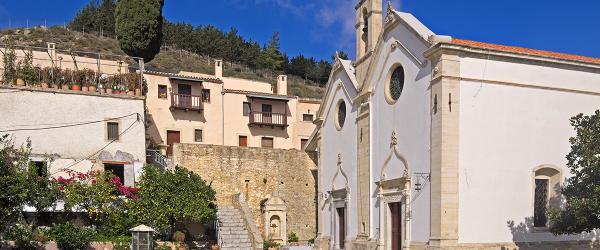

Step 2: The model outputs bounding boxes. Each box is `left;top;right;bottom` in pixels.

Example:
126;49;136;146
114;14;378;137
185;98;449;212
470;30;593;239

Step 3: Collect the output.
144;60;320;155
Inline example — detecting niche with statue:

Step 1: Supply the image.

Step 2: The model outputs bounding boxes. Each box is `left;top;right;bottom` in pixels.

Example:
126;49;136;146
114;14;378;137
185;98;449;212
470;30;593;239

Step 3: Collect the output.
262;193;288;245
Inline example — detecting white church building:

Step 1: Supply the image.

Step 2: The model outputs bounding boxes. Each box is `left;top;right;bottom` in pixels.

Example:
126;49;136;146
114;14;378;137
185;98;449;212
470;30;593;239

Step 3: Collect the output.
305;0;600;249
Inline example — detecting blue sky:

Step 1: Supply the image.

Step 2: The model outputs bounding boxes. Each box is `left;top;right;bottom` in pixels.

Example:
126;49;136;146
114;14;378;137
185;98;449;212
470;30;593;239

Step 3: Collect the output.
0;0;599;61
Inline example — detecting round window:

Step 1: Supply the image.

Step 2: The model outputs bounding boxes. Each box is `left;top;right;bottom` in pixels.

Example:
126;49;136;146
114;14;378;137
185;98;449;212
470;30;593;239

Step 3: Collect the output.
336;100;346;130
388;65;405;103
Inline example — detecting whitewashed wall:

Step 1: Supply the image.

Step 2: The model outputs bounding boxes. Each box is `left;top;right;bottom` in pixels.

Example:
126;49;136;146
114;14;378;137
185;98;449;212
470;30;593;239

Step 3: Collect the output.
458;57;600;243
318;68;359;243
367;22;433;242
0;88;146;185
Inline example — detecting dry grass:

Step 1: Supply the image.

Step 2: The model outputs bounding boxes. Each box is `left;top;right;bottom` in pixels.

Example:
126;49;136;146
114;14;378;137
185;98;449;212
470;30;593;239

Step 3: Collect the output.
0;27;325;98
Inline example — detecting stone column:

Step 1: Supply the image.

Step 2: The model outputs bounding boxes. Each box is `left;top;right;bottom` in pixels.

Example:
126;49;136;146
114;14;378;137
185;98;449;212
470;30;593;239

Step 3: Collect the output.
428;53;460;247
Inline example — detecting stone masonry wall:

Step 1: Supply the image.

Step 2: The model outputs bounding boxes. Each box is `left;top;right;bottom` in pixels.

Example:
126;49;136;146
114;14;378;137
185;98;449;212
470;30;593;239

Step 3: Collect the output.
173;143;317;242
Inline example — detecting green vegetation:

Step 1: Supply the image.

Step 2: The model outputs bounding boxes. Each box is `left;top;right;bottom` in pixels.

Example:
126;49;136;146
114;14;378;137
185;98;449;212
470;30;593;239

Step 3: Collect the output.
0;135;217;242
115;0;164;62
549;110;600;234
1;0;329;98
69;0;116;37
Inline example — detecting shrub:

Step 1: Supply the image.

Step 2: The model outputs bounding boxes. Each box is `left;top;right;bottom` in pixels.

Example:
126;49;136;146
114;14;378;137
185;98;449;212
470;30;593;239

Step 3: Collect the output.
5;224;35;250
33;227;50;244
49;222;92;250
172;230;185;242
288;231;299;242
263;239;280;250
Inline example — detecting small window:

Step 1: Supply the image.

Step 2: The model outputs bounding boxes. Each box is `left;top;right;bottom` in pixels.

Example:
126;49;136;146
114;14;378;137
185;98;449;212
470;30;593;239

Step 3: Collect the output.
303;114;314;122
33;161;47;177
202;89;211;102
534;179;548;227
158;85;167;99
336;100;346;130
194;129;203;142
301;139;308;149
261;137;273;148
104;164;125;185
107;122;119;140
243;102;251;116
239;136;248;147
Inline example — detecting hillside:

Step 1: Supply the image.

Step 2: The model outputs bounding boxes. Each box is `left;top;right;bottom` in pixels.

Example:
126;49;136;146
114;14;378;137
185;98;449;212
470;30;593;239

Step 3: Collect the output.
0;26;325;98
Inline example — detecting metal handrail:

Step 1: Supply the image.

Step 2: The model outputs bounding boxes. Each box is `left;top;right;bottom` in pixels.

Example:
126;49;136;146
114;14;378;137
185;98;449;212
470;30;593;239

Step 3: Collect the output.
146;150;167;170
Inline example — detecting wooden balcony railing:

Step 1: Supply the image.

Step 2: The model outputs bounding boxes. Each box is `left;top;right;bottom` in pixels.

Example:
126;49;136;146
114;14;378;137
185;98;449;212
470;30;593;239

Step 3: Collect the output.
249;111;288;128
170;93;203;112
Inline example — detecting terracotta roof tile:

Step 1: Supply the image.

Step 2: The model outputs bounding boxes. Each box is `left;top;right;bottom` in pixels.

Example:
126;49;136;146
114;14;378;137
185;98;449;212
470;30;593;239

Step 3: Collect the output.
223;89;295;98
452;38;600;65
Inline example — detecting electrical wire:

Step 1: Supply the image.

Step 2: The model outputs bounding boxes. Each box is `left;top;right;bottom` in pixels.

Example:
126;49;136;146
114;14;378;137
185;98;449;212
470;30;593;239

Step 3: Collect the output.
49;114;141;176
0;113;140;133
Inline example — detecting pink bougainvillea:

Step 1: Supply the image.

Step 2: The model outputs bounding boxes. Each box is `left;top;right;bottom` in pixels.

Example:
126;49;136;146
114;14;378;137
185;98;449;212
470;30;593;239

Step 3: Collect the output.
55;170;138;200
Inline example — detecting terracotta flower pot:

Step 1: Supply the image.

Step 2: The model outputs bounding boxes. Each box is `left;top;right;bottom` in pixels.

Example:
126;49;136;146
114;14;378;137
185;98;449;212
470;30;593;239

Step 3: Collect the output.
15;78;25;86
41;82;50;88
52;84;59;89
71;84;81;91
211;244;220;250
89;86;97;92
105;89;113;94
61;85;70;90
127;90;135;96
135;88;142;96
81;86;89;92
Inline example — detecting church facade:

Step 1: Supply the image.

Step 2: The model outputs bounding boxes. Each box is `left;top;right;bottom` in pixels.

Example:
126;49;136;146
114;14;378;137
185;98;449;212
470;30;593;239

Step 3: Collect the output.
306;0;600;249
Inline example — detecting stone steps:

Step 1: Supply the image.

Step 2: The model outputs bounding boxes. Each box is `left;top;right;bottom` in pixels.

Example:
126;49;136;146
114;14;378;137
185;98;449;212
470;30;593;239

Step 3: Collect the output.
218;206;254;250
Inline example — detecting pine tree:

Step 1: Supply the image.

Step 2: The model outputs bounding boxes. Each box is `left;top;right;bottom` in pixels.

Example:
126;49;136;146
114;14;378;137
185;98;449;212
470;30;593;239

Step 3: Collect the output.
261;32;285;71
115;0;164;62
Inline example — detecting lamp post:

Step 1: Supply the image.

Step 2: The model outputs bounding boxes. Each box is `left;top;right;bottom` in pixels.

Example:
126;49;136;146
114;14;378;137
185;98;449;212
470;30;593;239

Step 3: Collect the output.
130;224;155;250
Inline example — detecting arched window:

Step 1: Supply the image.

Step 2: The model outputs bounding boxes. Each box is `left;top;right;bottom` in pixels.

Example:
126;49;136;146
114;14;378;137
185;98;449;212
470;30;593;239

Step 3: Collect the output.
336;100;346;130
533;166;561;228
362;8;368;51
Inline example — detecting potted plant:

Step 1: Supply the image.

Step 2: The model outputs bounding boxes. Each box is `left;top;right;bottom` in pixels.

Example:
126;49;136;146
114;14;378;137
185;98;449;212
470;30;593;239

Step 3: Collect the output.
15;61;25;86
2;42;17;86
61;69;72;90
39;67;51;88
49;67;60;89
210;241;219;250
72;70;84;91
264;239;280;250
21;50;37;86
80;69;96;92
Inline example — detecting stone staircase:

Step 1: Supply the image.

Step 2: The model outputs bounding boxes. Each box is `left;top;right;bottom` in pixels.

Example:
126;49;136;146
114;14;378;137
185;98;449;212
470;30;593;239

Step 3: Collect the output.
217;206;253;250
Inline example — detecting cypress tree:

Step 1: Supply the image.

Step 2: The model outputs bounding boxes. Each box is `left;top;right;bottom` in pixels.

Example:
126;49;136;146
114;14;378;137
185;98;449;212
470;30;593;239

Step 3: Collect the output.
115;0;164;62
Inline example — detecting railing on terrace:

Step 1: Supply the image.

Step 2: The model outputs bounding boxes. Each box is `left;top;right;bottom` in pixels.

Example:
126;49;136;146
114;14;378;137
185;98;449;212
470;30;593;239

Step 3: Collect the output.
0;43;145;95
249;111;287;128
146;150;167;170
170;93;203;112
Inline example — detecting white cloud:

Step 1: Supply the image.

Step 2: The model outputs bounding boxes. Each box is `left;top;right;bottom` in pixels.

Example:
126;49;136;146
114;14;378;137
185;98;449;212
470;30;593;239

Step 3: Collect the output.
254;0;314;16
315;0;356;55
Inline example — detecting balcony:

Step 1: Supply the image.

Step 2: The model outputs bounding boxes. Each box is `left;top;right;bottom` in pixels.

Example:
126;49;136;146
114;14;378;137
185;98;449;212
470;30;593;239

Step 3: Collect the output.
249;111;288;128
170;93;203;112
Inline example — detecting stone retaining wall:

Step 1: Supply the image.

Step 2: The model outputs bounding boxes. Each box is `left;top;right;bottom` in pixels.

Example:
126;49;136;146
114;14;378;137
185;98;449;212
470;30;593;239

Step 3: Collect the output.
173;143;317;242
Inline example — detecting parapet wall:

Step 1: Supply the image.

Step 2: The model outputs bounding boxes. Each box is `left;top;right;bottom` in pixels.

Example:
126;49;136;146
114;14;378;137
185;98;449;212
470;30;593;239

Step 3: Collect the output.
173;143;317;242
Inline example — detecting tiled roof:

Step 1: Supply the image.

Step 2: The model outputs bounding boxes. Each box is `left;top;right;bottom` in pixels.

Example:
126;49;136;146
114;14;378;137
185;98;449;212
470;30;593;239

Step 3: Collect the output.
452;38;600;65
223;89;295;98
144;70;223;83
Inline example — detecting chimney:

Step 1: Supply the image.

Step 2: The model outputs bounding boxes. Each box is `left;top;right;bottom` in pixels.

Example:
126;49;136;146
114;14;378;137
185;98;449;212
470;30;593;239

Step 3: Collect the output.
214;59;223;78
47;42;56;63
276;75;287;95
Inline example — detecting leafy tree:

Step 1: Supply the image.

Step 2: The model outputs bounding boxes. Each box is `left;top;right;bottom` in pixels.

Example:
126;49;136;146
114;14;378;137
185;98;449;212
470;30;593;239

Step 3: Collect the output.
0;135;30;234
115;0;164;62
549;110;600;234
131;165;216;234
